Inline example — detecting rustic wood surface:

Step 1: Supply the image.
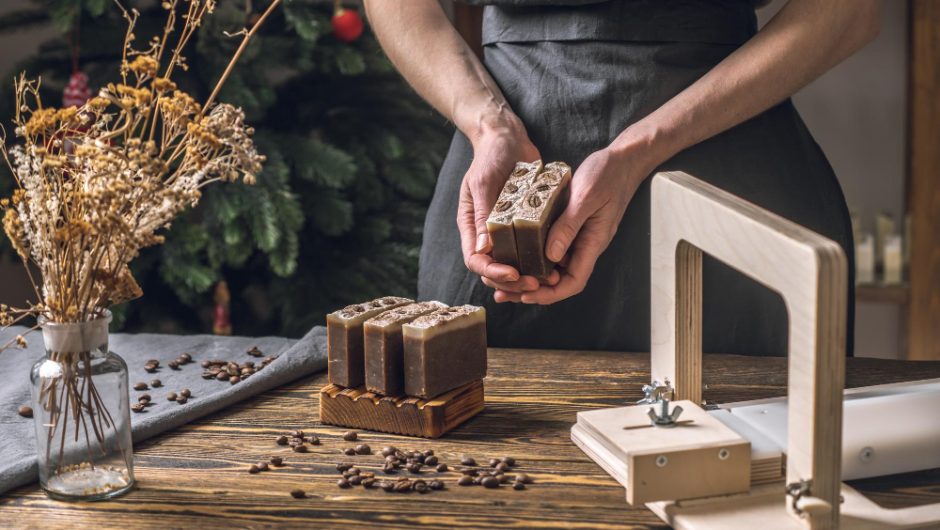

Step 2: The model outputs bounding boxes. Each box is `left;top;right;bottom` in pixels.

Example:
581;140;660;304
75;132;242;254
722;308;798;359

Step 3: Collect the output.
4;348;940;529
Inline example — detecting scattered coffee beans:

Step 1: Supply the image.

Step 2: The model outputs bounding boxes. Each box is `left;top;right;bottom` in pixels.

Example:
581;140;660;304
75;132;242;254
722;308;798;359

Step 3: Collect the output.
342;431;358;441
436;463;448;473
131;403;146;413
425;455;439;466
180;353;192;363
229;376;241;385
18;405;32;418
354;444;371;455
489;458;500;467
180;388;191;398
429;480;444;490
381;446;397;457
133;382;148;391
482;476;500;488
415;480;430;493
270;456;283;466
501;456;516;466
336;463;352;472
247;346;263;357
248;464;260;474
290;489;306;499
166;392;178;401
349;475;363;486
513;482;526;490
495;462;510;473
276;435;289;445
150;379;162;388
293;445;308;453
257;462;270;472
176;395;188;404
337;478;351;488
458;476;474;486
168;360;180;370
460;457;476;466
343;448;356;456
514;473;532;484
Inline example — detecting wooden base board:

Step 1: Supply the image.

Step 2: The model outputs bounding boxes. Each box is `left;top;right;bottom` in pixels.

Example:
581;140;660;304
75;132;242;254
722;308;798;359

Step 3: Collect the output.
318;380;484;438
646;483;940;530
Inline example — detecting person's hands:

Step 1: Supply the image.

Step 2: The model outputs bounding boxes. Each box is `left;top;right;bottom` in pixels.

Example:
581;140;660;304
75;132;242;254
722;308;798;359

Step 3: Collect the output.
458;113;543;290
494;140;656;304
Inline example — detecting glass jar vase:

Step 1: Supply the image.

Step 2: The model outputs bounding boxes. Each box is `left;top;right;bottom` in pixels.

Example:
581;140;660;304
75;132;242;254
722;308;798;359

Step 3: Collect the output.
29;311;135;501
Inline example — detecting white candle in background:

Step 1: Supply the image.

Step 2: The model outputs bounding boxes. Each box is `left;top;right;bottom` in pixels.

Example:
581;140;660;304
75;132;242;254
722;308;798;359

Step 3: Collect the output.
883;234;903;284
856;234;875;285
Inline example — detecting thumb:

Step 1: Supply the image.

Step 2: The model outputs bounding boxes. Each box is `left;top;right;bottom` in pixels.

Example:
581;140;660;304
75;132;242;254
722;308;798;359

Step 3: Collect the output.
472;182;497;254
546;202;587;263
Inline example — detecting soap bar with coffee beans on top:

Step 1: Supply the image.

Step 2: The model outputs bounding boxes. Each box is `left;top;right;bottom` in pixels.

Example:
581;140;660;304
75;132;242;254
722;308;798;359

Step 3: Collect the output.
512;161;571;279
363;301;447;395
327;296;412;388
486;160;543;269
402;305;487;398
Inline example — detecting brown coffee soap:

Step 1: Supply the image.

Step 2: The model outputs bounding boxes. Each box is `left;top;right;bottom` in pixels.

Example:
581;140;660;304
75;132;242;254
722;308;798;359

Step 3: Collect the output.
363;301;447;395
327;296;412;387
486;160;542;269
402;305;487;398
512;161;571;279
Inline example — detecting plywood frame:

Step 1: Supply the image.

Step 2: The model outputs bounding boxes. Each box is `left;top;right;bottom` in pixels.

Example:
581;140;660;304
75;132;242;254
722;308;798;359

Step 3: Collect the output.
649;171;848;529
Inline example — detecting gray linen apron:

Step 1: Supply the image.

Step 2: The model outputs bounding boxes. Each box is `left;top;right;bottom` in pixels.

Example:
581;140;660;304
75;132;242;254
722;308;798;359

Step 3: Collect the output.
418;0;855;356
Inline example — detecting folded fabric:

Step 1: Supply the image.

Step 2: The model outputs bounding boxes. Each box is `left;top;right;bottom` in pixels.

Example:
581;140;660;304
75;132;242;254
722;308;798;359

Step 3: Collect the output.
0;325;327;496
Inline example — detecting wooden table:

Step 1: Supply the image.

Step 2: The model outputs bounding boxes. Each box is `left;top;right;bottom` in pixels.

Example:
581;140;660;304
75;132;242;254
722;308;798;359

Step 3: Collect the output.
5;349;940;529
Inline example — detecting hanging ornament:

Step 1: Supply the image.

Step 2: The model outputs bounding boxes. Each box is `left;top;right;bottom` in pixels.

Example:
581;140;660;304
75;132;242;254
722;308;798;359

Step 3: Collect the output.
63;70;91;108
213;281;233;336
331;1;363;43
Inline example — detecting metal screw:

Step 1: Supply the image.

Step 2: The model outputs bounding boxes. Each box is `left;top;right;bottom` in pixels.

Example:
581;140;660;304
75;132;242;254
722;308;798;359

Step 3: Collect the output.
859;447;874;463
718;448;730;460
647;398;684;427
656;455;668;467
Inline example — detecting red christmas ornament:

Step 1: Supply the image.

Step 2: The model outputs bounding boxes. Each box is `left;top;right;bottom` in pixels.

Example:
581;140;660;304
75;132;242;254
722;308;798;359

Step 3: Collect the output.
63;71;92;108
331;3;363;43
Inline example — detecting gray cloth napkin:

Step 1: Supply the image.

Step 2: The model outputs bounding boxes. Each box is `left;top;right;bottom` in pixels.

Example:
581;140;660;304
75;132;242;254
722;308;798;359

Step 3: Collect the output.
0;325;327;496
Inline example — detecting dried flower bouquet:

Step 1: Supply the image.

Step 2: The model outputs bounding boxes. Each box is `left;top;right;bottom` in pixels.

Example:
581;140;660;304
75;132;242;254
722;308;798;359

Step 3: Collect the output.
0;0;280;496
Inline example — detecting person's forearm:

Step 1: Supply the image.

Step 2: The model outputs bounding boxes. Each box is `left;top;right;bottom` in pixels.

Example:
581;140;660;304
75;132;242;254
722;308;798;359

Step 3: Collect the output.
612;0;880;168
363;0;520;142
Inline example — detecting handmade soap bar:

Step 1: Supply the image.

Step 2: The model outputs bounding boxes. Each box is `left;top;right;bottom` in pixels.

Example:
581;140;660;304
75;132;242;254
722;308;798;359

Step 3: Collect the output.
486;160;543;269
513;161;571;279
363;301;447;395
327;296;412;388
402;305;487;399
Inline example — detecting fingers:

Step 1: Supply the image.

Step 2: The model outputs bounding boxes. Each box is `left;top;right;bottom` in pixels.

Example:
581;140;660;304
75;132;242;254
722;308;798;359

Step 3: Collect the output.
467;252;520;282
493;290;522;303
521;229;606;305
481;275;540;293
457;178;479;268
545;200;589;263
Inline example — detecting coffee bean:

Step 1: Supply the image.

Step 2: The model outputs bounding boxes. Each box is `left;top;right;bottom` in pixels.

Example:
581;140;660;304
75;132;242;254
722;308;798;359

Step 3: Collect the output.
133;382;148;391
354;444;371;455
501;456;516;466
180;352;192;363
257;462;269;472
513;482;526;490
457;476;474;486
394;481;412;492
423;449;434;457
168;360;180;370
496;474;509;484
414;453;426;463
347;467;360;476
17;405;32;418
309;436;321;445
362;477;376;488
495;462;510;472
489;458;500;467
343;447;356;456
429;479;444;490
138;394;151;403
360;472;374;479
482;476;499;488
290;489;306;499
381;446;397;457
276;435;289;445
383;463;396;474
472;476;483;485
270;456;284;466
248;464;260;474
167;392;178;401
414;481;429;493
180;389;191;398
342;431;358;441
216;371;228;381
436;463;448;473
146;359;160;367
337;478;350;489
201;360;211;368
176;396;188;404
348;475;362;486
229;376;241;384
247;346;263;357
131;403;146;413
460;457;476;466
144;365;157;373
378;480;394;492
425;455;439;466
336;463;352;472
293;444;308;453
514;473;532;484
461;468;478;477
150;379;162;388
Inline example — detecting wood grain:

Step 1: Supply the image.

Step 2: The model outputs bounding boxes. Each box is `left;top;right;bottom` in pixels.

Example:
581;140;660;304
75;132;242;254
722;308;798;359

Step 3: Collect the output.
3;348;940;529
319;380;485;438
908;0;940;360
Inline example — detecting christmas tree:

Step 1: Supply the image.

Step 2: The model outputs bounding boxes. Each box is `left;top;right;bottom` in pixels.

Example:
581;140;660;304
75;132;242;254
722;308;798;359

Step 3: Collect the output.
0;0;450;336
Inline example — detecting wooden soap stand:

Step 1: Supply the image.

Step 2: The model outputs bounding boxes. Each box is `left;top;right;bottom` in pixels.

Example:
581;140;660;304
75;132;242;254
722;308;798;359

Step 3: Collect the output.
318;380;485;438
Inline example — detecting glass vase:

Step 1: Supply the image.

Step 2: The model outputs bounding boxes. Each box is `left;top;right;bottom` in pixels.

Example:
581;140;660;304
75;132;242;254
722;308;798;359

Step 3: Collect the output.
29;310;135;501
